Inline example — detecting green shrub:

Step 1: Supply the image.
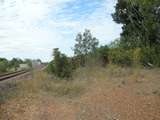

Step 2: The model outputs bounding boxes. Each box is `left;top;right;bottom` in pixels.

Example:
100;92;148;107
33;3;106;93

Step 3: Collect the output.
0;58;8;73
108;48;133;66
59;54;72;78
9;58;22;71
132;48;141;65
97;45;109;66
48;48;72;78
0;62;7;73
46;61;55;73
140;46;160;67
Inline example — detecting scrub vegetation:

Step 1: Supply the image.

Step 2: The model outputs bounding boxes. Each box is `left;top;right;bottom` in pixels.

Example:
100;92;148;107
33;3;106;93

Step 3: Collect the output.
0;0;160;120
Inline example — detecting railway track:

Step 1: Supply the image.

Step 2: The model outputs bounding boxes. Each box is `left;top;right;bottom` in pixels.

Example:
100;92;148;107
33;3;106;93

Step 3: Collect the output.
0;70;29;82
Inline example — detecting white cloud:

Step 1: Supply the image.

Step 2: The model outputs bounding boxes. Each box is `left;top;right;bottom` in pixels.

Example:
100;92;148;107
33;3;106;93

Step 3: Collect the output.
0;0;75;61
47;0;122;45
0;0;121;62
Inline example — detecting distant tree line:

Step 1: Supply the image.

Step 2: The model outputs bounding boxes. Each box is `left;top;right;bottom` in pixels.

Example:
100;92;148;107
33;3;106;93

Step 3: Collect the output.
0;58;33;74
47;0;160;78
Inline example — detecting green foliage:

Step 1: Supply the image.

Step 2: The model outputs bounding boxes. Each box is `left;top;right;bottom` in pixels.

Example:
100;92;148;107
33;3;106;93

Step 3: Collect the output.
70;56;81;69
73;29;99;66
59;54;72;78
140;46;160;67
112;0;160;48
24;59;33;68
46;61;55;73
132;48;141;65
108;48;133;66
74;29;99;55
9;58;23;71
0;58;33;73
47;48;72;78
96;45;109;66
0;58;8;73
111;0;160;67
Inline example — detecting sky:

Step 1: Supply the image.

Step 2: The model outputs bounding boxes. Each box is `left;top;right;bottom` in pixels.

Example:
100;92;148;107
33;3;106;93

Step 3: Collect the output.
0;0;122;62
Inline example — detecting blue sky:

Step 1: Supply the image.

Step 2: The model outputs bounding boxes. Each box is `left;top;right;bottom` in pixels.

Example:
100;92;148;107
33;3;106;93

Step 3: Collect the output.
0;0;122;62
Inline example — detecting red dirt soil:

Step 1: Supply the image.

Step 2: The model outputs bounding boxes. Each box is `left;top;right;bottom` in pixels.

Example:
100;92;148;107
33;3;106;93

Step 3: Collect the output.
1;82;160;120
0;69;160;120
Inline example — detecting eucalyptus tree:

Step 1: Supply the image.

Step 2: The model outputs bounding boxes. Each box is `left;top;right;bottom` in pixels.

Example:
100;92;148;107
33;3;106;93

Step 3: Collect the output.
73;29;99;66
112;0;160;48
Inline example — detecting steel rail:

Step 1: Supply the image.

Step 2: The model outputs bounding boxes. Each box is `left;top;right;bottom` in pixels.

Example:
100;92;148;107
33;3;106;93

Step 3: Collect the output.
0;70;29;81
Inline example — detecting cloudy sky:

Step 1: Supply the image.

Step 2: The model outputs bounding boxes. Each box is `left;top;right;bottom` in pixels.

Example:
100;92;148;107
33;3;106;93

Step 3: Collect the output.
0;0;122;62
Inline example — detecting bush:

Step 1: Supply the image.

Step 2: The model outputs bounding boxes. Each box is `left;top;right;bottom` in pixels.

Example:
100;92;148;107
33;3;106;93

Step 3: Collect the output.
59;54;72;78
0;62;7;73
46;61;55;73
140;46;160;67
0;58;8;73
97;45;109;66
9;58;22;71
48;48;72;78
108;48;133;66
132;48;141;65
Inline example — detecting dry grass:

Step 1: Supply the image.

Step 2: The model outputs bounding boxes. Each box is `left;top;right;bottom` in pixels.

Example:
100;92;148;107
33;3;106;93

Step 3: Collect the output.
0;71;86;99
0;65;160;120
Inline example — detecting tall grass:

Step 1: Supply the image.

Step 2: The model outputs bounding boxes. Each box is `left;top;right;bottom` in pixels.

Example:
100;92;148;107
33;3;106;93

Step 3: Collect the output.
0;70;87;103
1;65;160;103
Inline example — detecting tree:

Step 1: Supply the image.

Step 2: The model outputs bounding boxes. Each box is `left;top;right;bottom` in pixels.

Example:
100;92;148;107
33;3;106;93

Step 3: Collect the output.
25;59;32;68
111;0;160;67
46;60;55;73
51;48;72;78
37;59;42;64
112;0;160;48
0;58;8;73
73;29;99;66
9;58;22;71
53;48;61;77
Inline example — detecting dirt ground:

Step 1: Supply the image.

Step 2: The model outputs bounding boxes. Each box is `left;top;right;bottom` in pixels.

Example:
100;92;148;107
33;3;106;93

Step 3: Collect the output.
0;67;160;120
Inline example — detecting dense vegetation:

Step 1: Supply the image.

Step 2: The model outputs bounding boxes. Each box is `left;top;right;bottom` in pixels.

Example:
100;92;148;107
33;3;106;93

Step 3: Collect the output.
112;0;160;66
0;58;32;74
47;0;160;78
